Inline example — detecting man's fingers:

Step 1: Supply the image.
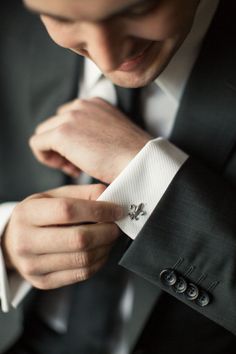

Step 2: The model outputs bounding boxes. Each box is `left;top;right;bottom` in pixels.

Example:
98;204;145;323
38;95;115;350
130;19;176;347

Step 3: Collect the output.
61;163;81;178
30;124;82;172
35;102;84;135
29;128;65;167
22;197;123;226
35;98;103;135
23;223;120;254
23;245;111;276
30;256;108;290
42;184;106;201
56;98;85;115
29;148;79;176
35;115;67;135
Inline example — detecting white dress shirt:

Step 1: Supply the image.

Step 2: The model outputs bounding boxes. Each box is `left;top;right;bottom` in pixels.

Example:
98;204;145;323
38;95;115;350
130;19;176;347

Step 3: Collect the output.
0;0;219;350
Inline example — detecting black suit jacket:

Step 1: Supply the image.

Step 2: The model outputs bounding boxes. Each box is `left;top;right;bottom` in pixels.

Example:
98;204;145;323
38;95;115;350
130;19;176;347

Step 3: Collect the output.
1;1;236;353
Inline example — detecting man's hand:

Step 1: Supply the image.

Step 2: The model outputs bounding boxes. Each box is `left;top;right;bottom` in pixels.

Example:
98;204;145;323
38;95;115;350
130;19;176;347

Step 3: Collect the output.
2;184;123;290
29;98;151;183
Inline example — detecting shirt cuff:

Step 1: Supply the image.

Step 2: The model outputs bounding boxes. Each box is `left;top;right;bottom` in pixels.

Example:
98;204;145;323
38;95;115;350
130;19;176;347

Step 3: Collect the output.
98;138;188;239
0;202;32;312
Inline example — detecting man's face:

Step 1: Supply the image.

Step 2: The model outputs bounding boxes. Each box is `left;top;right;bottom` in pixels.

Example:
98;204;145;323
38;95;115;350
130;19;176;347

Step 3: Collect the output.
24;0;200;88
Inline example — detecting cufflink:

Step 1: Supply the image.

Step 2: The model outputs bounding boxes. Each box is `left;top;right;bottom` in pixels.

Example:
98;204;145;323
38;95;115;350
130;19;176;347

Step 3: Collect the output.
128;203;146;220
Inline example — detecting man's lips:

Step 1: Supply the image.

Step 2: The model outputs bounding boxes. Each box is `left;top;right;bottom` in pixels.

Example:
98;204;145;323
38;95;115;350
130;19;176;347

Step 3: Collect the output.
117;42;154;72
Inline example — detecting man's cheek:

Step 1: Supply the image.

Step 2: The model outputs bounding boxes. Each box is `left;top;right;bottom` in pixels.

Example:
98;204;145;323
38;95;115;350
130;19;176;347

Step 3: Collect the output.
41;17;77;49
129;17;184;44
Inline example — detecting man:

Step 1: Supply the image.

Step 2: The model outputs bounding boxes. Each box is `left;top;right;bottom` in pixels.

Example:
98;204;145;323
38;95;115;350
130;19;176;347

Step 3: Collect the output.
1;0;236;353
0;3;126;354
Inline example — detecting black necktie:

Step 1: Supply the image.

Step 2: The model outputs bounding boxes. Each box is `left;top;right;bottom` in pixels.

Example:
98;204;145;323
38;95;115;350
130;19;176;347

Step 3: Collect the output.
115;86;145;129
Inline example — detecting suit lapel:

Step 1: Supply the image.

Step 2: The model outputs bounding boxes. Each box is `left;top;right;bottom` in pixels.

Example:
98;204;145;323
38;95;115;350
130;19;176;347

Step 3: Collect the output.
27;17;83;190
29;17;82;126
171;0;236;171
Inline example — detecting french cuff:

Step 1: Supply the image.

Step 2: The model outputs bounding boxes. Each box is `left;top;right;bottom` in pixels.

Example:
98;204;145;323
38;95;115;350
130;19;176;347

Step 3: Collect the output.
0;203;32;312
98;138;188;239
0;203;17;312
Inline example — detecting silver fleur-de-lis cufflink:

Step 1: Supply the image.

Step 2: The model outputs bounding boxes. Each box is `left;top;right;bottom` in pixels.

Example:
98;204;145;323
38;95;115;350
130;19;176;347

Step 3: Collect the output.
128;203;146;221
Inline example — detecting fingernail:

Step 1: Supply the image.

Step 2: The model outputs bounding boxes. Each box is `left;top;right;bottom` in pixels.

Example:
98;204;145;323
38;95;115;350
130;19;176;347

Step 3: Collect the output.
115;207;124;220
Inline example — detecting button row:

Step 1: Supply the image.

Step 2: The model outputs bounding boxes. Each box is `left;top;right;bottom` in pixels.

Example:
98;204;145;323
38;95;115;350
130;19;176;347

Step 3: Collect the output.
160;268;211;307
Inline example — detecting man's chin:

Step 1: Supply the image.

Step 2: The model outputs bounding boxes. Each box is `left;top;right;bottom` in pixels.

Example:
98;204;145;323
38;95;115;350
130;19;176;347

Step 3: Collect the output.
105;66;162;89
104;40;184;88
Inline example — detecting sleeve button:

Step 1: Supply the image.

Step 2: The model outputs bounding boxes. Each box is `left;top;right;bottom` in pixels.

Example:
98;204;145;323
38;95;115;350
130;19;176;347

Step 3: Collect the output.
195;291;211;307
173;276;188;293
185;283;199;300
160;269;177;286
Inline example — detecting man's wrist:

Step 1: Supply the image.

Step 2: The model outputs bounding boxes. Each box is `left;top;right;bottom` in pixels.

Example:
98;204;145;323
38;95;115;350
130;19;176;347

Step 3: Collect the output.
98;138;189;239
115;136;152;181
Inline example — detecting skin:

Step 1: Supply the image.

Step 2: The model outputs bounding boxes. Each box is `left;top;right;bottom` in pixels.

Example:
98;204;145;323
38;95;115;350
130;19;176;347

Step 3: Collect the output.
24;0;200;88
3;184;123;289
30;98;151;183
3;0;200;289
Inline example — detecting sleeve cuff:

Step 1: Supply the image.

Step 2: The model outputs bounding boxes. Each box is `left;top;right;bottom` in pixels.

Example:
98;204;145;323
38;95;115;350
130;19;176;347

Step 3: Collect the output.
98;138;188;239
0;202;32;312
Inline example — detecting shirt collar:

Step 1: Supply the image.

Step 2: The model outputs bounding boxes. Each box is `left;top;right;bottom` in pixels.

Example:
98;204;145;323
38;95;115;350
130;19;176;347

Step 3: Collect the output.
155;0;220;104
83;57;102;92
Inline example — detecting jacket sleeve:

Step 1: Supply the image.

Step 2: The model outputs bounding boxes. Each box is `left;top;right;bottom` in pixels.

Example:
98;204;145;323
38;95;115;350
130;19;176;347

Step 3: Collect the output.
119;155;236;335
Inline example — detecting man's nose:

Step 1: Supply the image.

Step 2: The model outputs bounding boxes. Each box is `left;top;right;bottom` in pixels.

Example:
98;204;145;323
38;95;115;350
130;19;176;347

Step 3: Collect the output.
78;21;125;72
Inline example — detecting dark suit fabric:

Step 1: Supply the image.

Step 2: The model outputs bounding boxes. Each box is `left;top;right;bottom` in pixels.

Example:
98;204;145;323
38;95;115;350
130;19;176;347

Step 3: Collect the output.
1;0;236;353
1;2;129;354
121;1;236;352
